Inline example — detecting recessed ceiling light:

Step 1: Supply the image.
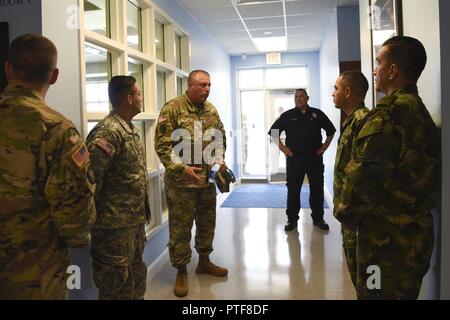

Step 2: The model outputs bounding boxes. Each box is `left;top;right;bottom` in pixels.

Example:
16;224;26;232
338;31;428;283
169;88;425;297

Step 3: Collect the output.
253;36;287;52
264;31;272;35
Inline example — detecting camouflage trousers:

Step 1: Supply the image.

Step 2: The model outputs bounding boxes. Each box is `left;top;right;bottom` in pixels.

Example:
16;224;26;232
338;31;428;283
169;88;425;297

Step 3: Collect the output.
166;184;217;267
342;226;357;287
355;216;434;300
0;240;70;300
0;267;68;300
91;225;147;300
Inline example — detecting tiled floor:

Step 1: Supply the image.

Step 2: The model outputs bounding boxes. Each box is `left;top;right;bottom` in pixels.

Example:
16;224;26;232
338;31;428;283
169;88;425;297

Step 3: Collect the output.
145;198;356;300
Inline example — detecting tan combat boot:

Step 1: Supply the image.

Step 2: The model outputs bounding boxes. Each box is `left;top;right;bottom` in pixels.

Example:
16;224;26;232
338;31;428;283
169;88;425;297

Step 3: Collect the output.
195;255;228;277
173;265;188;297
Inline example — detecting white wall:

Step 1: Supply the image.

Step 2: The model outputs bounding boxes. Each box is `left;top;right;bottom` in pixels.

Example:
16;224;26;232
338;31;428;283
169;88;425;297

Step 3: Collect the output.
403;0;441;126
319;10;341;195
359;0;374;107
41;0;94;300
42;0;83;130
402;0;441;300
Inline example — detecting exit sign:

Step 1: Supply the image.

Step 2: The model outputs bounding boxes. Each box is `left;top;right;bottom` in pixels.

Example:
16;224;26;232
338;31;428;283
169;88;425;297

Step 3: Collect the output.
266;52;281;65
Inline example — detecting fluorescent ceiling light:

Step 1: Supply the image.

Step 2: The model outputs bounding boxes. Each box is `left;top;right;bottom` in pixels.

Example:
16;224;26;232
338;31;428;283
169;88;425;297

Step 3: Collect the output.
253;36;287;52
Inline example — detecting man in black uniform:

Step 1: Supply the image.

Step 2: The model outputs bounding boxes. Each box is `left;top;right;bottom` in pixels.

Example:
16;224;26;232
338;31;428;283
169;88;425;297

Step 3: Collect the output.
269;89;336;232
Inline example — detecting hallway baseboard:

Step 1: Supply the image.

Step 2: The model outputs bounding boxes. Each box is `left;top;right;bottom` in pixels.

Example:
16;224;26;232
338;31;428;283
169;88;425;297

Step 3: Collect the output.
147;248;170;283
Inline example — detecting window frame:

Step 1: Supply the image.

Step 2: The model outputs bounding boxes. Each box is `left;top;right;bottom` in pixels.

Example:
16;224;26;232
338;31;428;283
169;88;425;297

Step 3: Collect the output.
79;0;191;236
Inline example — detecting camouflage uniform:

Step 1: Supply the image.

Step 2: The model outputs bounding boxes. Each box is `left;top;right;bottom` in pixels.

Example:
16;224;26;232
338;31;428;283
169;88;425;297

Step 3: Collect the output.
334;86;439;299
86;113;150;300
154;93;226;267
333;104;369;287
0;85;96;300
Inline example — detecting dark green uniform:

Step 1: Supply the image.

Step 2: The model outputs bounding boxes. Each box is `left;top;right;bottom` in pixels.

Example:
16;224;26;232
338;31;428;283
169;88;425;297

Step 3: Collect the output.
86;113;150;300
0;85;96;299
334;86;439;299
333;104;369;287
154;94;226;267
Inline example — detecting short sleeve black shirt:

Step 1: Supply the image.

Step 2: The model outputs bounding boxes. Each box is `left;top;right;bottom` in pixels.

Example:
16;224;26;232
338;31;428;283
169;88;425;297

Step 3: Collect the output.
268;106;336;156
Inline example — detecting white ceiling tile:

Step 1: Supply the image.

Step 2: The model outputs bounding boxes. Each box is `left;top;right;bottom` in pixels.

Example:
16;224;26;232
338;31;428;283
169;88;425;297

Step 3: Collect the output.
176;0;232;10
285;5;334;16
287;25;328;37
236;0;282;4
250;28;286;38
244;16;285;29
288;36;322;51
177;0;359;54
203;19;247;32
286;13;332;27
224;43;257;55
210;29;249;37
210;31;250;42
236;2;284;19
286;0;338;14
220;38;255;47
188;7;240;23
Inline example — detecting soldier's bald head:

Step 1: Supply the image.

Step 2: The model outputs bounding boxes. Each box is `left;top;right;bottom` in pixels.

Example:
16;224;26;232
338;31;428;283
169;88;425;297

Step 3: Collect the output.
188;70;210;84
8;34;58;85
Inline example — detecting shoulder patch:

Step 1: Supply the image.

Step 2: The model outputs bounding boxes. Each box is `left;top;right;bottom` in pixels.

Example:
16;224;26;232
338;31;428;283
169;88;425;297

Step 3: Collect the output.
72;144;89;168
94;138;115;156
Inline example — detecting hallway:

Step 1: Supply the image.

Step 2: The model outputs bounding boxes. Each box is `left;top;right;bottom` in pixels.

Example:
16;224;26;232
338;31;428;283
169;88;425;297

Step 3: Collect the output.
145;194;356;300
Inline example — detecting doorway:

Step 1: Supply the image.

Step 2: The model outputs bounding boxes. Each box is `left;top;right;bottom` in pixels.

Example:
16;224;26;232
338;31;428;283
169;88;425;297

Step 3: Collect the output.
239;89;296;181
237;66;308;181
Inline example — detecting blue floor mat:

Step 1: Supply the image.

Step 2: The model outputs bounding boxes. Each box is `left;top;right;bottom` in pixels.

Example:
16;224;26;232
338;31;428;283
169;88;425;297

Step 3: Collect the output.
221;184;329;209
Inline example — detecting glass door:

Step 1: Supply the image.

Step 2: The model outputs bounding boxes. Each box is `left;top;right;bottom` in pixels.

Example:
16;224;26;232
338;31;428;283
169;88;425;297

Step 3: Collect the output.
267;89;294;182
240;90;267;179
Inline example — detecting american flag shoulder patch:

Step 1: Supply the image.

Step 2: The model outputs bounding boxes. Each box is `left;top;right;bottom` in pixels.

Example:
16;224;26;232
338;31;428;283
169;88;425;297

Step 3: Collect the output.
94;138;114;156
72;144;89;168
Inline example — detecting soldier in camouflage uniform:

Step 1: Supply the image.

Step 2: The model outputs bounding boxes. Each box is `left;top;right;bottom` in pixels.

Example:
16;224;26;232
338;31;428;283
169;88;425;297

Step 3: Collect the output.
0;34;96;299
86;76;150;300
332;71;370;288
155;70;228;297
334;36;439;299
